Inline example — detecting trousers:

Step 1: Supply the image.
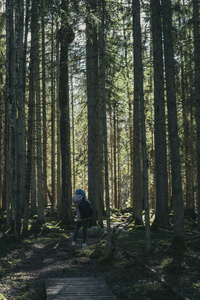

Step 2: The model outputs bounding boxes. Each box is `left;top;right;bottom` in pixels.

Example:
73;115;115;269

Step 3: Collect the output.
73;220;89;243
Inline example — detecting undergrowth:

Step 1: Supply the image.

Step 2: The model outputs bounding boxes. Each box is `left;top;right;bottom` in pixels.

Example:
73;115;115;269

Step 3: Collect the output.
0;211;199;299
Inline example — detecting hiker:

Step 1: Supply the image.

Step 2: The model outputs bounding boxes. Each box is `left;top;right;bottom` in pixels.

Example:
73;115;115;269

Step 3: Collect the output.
72;189;92;248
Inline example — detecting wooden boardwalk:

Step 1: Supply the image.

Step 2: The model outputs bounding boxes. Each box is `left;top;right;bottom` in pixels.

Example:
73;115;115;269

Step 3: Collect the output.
45;277;117;299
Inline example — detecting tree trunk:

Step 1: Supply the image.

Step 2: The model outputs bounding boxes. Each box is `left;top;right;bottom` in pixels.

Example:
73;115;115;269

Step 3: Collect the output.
58;16;74;223
161;0;185;248
113;107;118;209
100;0;111;253
133;0;142;225
193;0;200;229
151;0;169;228
51;15;56;212
56;21;61;218
32;0;44;224
86;0;97;224
133;0;151;252
42;5;47;209
5;0;14;228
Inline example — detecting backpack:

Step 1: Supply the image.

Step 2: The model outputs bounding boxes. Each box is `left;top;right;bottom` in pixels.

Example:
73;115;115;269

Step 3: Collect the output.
78;197;93;220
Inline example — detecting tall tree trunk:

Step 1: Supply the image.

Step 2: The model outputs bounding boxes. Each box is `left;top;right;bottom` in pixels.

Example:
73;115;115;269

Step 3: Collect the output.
100;0;111;253
5;0;14;228
193;0;200;229
161;0;185;248
117;116;121;210
122;23;134;209
0;74;3;211
71;72;76;195
113;107;118;208
42;4;47;209
151;0;169;228
51;15;56;212
13;0;24;238
133;0;151;252
56;21;61;218
21;0;30;224
58;6;74;223
86;0;97;224
32;0;44;224
109;111;114;208
98;49;104;227
23;54;34;235
133;0;142;225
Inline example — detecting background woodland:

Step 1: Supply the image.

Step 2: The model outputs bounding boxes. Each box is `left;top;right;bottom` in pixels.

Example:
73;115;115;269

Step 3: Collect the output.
0;0;200;250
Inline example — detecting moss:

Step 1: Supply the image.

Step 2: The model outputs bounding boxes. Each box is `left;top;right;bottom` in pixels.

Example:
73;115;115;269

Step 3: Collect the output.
97;254;113;265
89;247;105;259
172;235;187;251
0;294;7;300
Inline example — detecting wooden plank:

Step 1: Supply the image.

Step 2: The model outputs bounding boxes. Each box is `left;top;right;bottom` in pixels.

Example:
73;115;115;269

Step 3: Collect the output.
45;277;117;299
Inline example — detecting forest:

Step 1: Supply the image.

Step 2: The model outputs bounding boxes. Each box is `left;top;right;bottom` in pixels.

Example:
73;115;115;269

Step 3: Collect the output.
0;0;200;298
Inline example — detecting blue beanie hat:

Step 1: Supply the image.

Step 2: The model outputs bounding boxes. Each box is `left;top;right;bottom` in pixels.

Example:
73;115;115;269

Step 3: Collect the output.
75;189;86;197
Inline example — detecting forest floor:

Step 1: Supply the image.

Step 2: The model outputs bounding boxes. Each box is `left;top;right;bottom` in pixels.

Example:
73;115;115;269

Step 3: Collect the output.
0;209;200;300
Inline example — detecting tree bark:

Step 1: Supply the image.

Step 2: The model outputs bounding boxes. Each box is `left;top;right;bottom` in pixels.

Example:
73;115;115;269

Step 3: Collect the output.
42;4;47;209
58;17;74;223
51;15;56;212
133;0;142;225
161;0;185;247
151;0;169;228
193;0;200;229
86;0;97;224
133;0;151;252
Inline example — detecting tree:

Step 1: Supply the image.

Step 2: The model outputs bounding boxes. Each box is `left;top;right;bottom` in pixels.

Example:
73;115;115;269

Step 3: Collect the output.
51;14;56;212
58;1;74;223
151;0;169;228
161;0;185;247
41;1;48;209
133;0;151;252
133;0;142;225
193;0;200;229
32;0;44;224
86;0;98;224
99;0;111;252
5;0;13;229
